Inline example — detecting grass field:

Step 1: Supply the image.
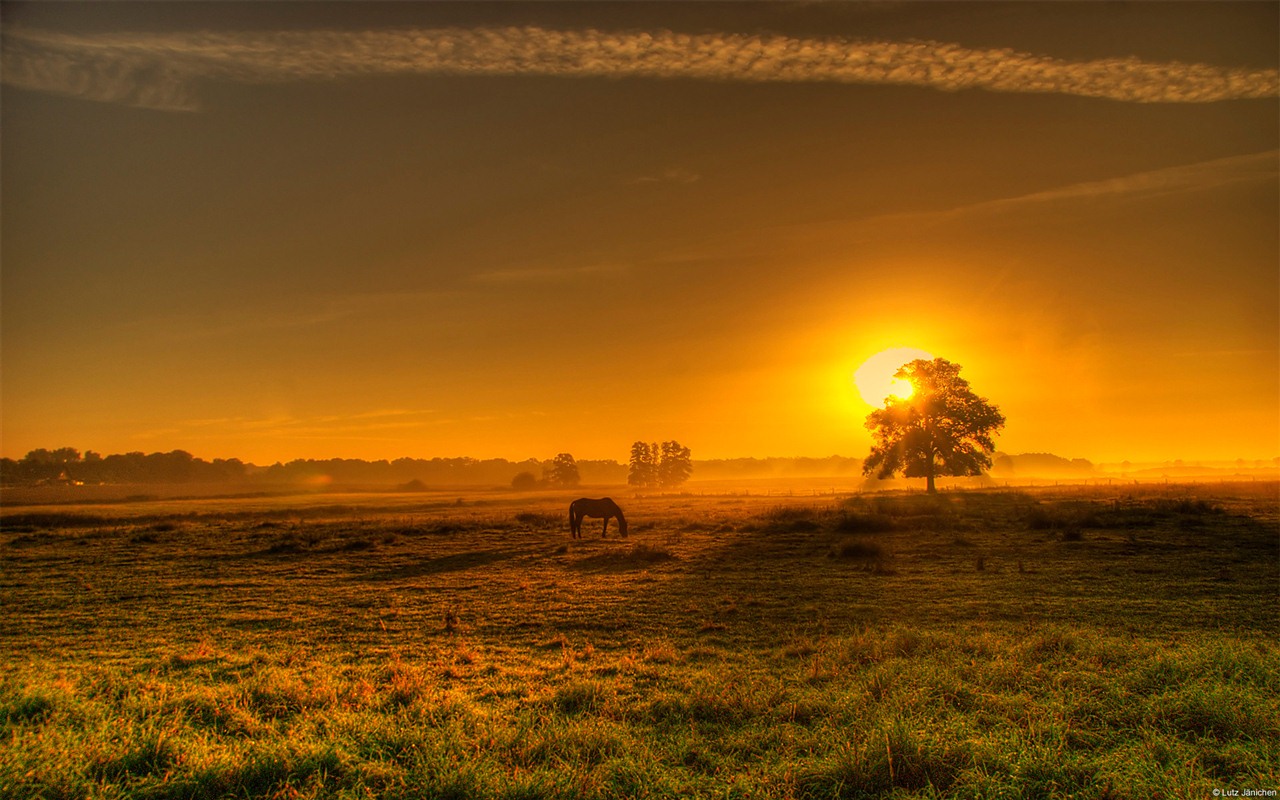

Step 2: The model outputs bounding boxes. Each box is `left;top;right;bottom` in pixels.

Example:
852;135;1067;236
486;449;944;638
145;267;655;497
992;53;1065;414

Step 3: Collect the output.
2;482;1277;799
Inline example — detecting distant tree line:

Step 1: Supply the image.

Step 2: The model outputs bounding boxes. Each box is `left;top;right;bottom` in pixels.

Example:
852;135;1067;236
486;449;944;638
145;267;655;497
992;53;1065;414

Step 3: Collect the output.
627;441;693;490
990;453;1094;478
1;445;1157;490
510;453;582;491
0;448;624;488
2;445;858;489
0;448;247;485
257;454;623;487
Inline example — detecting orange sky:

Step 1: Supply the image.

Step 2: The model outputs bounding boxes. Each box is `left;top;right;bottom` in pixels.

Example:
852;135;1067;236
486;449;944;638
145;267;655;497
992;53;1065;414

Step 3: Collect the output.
2;2;1277;466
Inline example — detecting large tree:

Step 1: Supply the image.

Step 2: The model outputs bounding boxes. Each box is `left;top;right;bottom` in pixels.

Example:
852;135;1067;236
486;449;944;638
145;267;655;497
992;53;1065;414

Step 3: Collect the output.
628;440;693;490
862;358;1005;493
627;442;658;489
544;453;581;488
658;441;693;489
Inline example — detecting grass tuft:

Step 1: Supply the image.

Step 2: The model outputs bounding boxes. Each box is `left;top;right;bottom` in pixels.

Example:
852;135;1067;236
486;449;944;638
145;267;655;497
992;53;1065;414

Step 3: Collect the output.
829;537;885;560
2;690;58;724
552;680;610;715
628;543;675;562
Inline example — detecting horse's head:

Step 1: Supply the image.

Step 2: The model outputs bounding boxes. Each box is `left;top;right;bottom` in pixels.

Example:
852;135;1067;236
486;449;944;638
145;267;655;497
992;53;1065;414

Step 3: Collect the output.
617;513;628;537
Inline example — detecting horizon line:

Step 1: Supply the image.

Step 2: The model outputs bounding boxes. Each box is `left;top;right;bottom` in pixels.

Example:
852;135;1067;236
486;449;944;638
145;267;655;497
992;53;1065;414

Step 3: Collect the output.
4;448;1275;469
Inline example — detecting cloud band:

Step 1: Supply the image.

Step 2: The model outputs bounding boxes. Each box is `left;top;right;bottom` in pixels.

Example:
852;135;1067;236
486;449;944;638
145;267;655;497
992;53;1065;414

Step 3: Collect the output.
4;25;1277;111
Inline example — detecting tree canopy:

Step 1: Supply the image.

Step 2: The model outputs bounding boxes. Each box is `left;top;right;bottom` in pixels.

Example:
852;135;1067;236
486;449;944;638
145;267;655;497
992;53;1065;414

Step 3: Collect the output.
543;453;581;488
862;358;1005;493
628;441;693;490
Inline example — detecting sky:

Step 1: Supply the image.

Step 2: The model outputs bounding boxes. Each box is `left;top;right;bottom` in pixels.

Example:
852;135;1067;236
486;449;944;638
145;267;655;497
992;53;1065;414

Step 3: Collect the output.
2;2;1277;466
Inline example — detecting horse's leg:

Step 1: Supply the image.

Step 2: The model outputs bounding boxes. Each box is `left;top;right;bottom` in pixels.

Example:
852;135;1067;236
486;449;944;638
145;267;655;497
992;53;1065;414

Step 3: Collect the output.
601;517;608;538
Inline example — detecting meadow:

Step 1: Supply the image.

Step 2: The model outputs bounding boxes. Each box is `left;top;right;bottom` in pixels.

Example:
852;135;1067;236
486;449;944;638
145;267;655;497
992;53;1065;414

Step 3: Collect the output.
2;482;1277;799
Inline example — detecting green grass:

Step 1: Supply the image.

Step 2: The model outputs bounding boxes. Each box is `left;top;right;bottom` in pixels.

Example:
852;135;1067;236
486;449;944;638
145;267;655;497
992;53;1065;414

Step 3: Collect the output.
2;483;1277;798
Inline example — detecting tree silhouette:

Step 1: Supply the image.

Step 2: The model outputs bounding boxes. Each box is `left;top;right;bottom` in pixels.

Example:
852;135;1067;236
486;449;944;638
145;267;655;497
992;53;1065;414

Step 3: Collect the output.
628;440;693;489
658;441;693;488
628;442;658;489
544;453;580;488
862;358;1005;493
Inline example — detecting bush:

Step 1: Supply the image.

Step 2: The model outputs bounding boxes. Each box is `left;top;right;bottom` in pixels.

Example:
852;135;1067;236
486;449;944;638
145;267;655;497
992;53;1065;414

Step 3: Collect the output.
511;472;539;491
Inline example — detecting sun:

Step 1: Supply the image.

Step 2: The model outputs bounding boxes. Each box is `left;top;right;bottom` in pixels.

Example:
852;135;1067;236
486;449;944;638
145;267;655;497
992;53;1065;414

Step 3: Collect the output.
854;347;933;406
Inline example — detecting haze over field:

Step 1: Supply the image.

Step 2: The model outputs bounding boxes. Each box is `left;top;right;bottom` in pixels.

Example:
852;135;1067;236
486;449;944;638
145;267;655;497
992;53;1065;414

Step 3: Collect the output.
2;2;1277;466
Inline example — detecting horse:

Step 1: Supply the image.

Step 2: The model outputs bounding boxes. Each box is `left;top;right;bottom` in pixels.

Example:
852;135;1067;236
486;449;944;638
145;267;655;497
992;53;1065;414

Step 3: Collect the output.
569;497;628;539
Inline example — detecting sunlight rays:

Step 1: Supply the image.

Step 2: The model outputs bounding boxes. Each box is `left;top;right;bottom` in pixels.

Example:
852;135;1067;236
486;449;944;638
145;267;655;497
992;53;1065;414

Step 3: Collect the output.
854;347;934;407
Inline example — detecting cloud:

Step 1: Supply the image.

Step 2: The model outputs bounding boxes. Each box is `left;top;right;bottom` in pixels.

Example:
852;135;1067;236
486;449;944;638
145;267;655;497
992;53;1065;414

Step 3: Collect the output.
4;25;1275;111
177;409;446;439
632;167;701;186
1;32;203;111
471;263;625;285
872;149;1280;228
665;150;1279;262
138;290;459;339
962;150;1280;211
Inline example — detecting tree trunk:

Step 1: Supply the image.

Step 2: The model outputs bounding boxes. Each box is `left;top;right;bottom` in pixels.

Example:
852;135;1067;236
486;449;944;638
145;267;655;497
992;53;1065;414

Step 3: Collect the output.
923;421;938;493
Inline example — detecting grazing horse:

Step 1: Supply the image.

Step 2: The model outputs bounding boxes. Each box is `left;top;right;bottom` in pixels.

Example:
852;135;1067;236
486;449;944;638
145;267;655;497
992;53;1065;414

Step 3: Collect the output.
569;497;628;539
